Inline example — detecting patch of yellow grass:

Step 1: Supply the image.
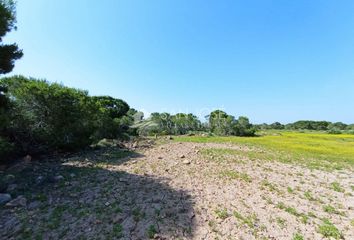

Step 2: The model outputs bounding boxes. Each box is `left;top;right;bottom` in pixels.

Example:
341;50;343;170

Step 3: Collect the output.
176;132;354;170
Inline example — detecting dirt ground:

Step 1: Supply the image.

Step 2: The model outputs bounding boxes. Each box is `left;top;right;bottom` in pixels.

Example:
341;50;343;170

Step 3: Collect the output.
1;140;353;239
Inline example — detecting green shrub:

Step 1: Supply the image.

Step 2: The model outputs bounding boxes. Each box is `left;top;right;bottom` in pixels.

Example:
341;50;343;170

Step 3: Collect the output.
317;219;343;239
328;128;342;134
0;136;14;162
0;76;134;159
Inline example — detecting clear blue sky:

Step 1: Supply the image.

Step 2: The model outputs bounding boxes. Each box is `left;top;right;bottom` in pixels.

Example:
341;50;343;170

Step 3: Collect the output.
4;0;354;123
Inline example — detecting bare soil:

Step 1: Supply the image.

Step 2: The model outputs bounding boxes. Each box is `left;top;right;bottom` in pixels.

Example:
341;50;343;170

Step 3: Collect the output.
0;140;353;239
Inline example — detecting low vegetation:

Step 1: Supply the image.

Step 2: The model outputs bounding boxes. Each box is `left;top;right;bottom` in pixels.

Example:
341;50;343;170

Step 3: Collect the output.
176;131;354;170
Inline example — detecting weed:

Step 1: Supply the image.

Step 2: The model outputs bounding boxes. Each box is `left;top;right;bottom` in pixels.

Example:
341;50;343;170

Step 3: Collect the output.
261;180;281;193
317;219;343;239
208;220;218;232
215;208;229;219
287;187;294;193
220;170;252;182
285;207;299;216
293;232;304;240
233;210;257;228
304;191;316;201
308;212;317;218
276;217;286;228
147;225;157;239
113;224;123;238
323;205;343;215
132;208;145;222
331;182;345;193
47;205;66;230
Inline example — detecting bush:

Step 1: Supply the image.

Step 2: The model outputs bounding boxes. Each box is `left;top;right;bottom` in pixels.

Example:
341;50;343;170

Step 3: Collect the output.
1;76;96;151
0;137;14;162
0;76;134;161
327;128;342;135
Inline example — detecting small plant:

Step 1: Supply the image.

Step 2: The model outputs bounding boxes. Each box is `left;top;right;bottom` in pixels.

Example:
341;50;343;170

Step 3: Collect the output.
304;191;316;201
276;217;286;228
261;180;281;194
293;232;304;240
147;225;157;239
287;187;294;193
208;220;218;232
276;202;286;210
215;208;229;220
331;182;344;193
285;207;299;216
220;170;252;182
308;212;317;218
113;224;123;237
323;205;339;215
132;208;145;222
300;215;309;224
233;210;257;228
317;219;343;239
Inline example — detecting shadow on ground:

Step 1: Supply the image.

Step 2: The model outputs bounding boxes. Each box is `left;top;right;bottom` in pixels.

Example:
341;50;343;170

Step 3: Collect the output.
0;147;196;239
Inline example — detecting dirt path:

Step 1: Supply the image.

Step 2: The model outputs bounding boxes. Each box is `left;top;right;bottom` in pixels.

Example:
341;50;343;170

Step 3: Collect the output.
1;141;353;239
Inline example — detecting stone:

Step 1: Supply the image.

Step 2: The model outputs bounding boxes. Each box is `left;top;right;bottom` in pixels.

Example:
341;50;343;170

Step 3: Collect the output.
183;160;191;165
0;193;11;205
28;201;41;210
23;155;32;163
35;176;44;185
6;184;17;192
53;175;64;182
5;195;26;207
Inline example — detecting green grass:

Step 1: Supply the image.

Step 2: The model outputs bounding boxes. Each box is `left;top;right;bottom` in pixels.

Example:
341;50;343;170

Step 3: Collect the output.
276;202;309;223
233;210;258;228
215;208;229;219
175;131;354;170
323;205;344;216
293;233;304;240
304;191;316;201
276;217;287;228
317;219;343;239
147;225;157;239
112;224;123;238
219;170;252;182
331;182;345;192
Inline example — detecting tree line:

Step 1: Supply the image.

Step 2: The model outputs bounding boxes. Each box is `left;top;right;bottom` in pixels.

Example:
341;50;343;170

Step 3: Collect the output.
134;110;256;137
0;76;141;162
256;121;354;133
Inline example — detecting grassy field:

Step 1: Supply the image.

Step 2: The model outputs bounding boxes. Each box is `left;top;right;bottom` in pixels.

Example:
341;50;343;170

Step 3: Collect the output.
175;131;354;171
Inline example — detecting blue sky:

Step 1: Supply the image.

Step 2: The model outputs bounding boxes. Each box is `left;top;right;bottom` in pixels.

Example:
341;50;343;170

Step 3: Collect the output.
4;0;354;123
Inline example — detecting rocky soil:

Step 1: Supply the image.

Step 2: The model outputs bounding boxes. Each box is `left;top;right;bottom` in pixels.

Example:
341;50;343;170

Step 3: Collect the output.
0;140;353;239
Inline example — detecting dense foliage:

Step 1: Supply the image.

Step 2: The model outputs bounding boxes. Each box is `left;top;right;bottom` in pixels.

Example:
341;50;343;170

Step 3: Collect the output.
256;120;353;134
0;76;135;162
135;112;202;136
208;110;256;136
135;110;255;137
0;0;22;74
